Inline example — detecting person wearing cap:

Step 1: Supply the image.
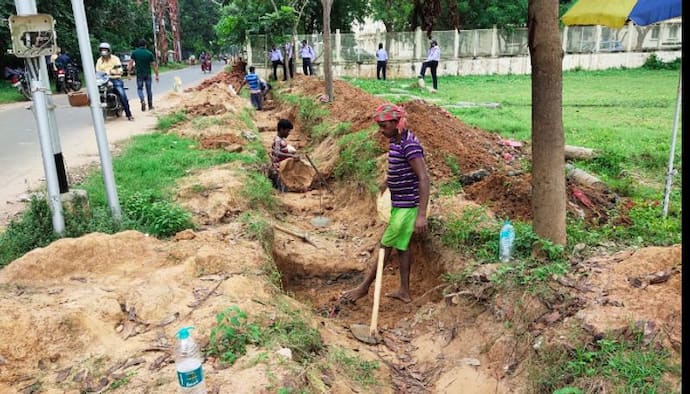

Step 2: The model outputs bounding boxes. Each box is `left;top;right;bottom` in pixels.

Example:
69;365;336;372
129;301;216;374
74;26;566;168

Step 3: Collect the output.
418;39;440;90
95;42;134;120
129;39;159;112
341;104;430;304
300;40;315;76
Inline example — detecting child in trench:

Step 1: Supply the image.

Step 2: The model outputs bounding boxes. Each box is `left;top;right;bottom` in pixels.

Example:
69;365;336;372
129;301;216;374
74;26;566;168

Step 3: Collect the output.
268;118;300;192
341;104;430;304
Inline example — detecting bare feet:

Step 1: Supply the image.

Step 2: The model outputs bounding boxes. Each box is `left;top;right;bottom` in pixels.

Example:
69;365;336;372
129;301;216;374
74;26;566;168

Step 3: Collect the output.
385;290;412;303
340;286;369;304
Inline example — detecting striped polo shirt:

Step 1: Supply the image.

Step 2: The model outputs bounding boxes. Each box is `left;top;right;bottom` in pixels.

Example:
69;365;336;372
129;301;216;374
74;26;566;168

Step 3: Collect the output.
387;129;424;208
244;72;261;93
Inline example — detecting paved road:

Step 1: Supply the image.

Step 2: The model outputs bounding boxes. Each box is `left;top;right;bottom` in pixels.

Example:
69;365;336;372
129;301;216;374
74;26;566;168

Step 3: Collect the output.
0;60;225;221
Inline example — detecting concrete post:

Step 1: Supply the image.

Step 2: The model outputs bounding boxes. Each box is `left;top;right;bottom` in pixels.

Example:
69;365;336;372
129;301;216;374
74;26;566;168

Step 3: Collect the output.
454;29;459;58
625;21;634;52
491;25;498;57
594;25;602;52
246;39;253;66
335;29;342;62
562;26;569;53
415;27;423;59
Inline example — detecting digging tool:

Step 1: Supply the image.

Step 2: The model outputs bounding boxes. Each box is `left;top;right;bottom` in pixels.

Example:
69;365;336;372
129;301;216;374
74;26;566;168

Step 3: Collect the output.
305;154;332;194
350;248;385;345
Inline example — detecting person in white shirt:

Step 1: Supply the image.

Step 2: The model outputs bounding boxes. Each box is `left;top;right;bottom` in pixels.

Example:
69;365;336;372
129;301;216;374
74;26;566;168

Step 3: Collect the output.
300;40;315;76
269;45;287;81
376;43;388;80
418;39;440;90
284;42;294;79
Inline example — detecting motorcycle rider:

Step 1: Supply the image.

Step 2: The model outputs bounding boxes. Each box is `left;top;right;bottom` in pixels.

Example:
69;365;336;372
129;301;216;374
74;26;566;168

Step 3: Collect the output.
95;42;134;121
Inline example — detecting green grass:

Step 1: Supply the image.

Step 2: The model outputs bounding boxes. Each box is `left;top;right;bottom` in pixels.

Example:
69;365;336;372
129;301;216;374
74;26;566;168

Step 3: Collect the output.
334;126;384;193
532;328;680;393
0;80;26;104
157;111;188;131
328;347;379;387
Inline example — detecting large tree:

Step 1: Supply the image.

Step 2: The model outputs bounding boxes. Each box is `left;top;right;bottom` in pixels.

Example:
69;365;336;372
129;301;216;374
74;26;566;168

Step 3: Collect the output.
527;0;566;245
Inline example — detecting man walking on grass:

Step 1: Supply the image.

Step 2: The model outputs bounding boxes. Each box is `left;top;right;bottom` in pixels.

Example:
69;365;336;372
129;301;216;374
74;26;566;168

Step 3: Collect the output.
129;39;159;111
341;104;430;304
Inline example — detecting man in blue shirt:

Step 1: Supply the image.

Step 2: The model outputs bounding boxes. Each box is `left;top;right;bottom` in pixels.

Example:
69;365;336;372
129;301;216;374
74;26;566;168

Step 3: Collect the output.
241;66;263;110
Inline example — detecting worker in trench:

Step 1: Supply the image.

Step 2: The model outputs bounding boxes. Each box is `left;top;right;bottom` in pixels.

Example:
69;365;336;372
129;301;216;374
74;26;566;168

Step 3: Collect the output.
268;118;300;192
341;104;430;304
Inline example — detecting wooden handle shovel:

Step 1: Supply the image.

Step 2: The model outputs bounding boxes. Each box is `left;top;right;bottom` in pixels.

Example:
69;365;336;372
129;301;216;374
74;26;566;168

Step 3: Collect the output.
369;247;385;337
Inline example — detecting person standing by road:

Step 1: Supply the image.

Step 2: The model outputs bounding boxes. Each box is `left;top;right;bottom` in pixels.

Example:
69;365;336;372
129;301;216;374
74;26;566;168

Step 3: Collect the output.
269;44;287;81
376;43;388;80
129;39;159;112
300;40;315;76
95;42;134;121
284;41;295;79
341;103;430;304
418;39;440;90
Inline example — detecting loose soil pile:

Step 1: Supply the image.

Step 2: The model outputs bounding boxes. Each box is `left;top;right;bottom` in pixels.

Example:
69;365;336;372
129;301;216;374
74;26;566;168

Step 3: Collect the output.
0;68;680;393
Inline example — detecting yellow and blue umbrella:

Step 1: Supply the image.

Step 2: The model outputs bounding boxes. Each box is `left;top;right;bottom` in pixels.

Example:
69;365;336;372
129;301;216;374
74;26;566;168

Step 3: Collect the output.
561;0;681;28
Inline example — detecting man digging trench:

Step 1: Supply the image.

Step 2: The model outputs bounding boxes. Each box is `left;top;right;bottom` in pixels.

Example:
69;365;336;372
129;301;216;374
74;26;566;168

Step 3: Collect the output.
341;104;430;304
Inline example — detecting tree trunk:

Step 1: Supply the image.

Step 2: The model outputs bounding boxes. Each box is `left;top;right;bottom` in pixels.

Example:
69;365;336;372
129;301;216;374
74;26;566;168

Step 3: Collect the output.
528;0;566;245
322;0;334;100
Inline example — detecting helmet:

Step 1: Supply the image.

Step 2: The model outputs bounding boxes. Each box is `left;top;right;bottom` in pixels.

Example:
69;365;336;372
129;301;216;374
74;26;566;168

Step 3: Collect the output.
98;42;111;52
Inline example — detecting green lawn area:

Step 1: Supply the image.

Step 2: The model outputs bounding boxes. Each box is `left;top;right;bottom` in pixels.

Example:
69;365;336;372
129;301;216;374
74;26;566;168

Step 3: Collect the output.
0;80;26;104
348;68;682;205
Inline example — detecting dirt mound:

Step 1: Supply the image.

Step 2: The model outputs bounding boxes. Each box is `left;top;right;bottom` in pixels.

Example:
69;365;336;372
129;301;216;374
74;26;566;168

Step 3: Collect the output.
183;83;243;116
199;133;245;150
285;76;386;132
187;59;246;92
402;100;507;180
465;172;532;221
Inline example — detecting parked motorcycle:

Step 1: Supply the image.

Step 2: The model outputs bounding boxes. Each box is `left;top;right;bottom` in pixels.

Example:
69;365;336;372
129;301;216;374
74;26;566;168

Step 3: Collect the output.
56;62;82;94
95;71;123;118
4;67;31;100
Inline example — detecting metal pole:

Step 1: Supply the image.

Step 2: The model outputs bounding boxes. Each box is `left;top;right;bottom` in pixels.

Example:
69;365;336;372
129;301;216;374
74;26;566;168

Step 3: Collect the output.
662;69;682;217
70;0;121;221
14;0;65;234
151;0;158;62
15;0;69;194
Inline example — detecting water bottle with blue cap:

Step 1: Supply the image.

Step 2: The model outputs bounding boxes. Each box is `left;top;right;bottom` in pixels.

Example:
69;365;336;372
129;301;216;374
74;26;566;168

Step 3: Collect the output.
175;326;206;393
499;220;515;263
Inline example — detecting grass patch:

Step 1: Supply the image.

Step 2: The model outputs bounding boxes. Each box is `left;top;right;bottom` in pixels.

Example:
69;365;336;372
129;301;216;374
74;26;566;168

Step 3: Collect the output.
238;211;273;252
241;172;277;211
158;61;189;73
328;347;379;387
531;328;680;393
0;80;26;104
157;110;188;131
264;303;324;364
334;127;384;193
190;115;222;130
310;121;351;142
276;92;329;136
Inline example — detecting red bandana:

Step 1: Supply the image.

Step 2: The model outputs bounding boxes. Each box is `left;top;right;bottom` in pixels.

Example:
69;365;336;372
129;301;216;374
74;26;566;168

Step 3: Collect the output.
373;103;407;131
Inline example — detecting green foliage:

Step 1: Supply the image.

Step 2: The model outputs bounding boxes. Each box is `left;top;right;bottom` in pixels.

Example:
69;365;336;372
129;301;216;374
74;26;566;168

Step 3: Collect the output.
108;371;136;390
208;306;263;366
334;128;383;193
532;329;679;393
328;347;379;387
438;180;463;196
0;80;26;104
311;122;352;141
277;93;329;137
180;0;222;55
0;196;57;267
122;191;193;237
265;305;324;363
443;154;461;176
642;54;681;70
190;116;222;130
157;111;188;132
241;172;277;211
437;207;497;262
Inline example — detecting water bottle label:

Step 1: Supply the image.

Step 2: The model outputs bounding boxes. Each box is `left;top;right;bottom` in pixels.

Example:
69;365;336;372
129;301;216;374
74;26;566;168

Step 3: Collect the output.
177;365;203;388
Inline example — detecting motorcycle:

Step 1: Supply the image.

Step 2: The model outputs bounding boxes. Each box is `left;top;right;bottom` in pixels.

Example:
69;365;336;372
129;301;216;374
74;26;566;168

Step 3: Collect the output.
201;57;212;73
56;62;82;94
95;70;123;118
4;67;31;100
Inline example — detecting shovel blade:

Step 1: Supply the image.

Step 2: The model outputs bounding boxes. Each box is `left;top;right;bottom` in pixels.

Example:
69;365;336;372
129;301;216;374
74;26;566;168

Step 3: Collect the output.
350;323;378;344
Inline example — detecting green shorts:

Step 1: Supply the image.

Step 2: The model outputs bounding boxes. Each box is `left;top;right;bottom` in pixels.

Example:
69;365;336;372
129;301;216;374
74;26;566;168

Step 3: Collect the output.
381;207;418;251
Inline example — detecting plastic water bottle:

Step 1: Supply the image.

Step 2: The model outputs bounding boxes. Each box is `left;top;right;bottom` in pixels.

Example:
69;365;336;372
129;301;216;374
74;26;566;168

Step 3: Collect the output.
499;221;515;263
175;327;207;393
